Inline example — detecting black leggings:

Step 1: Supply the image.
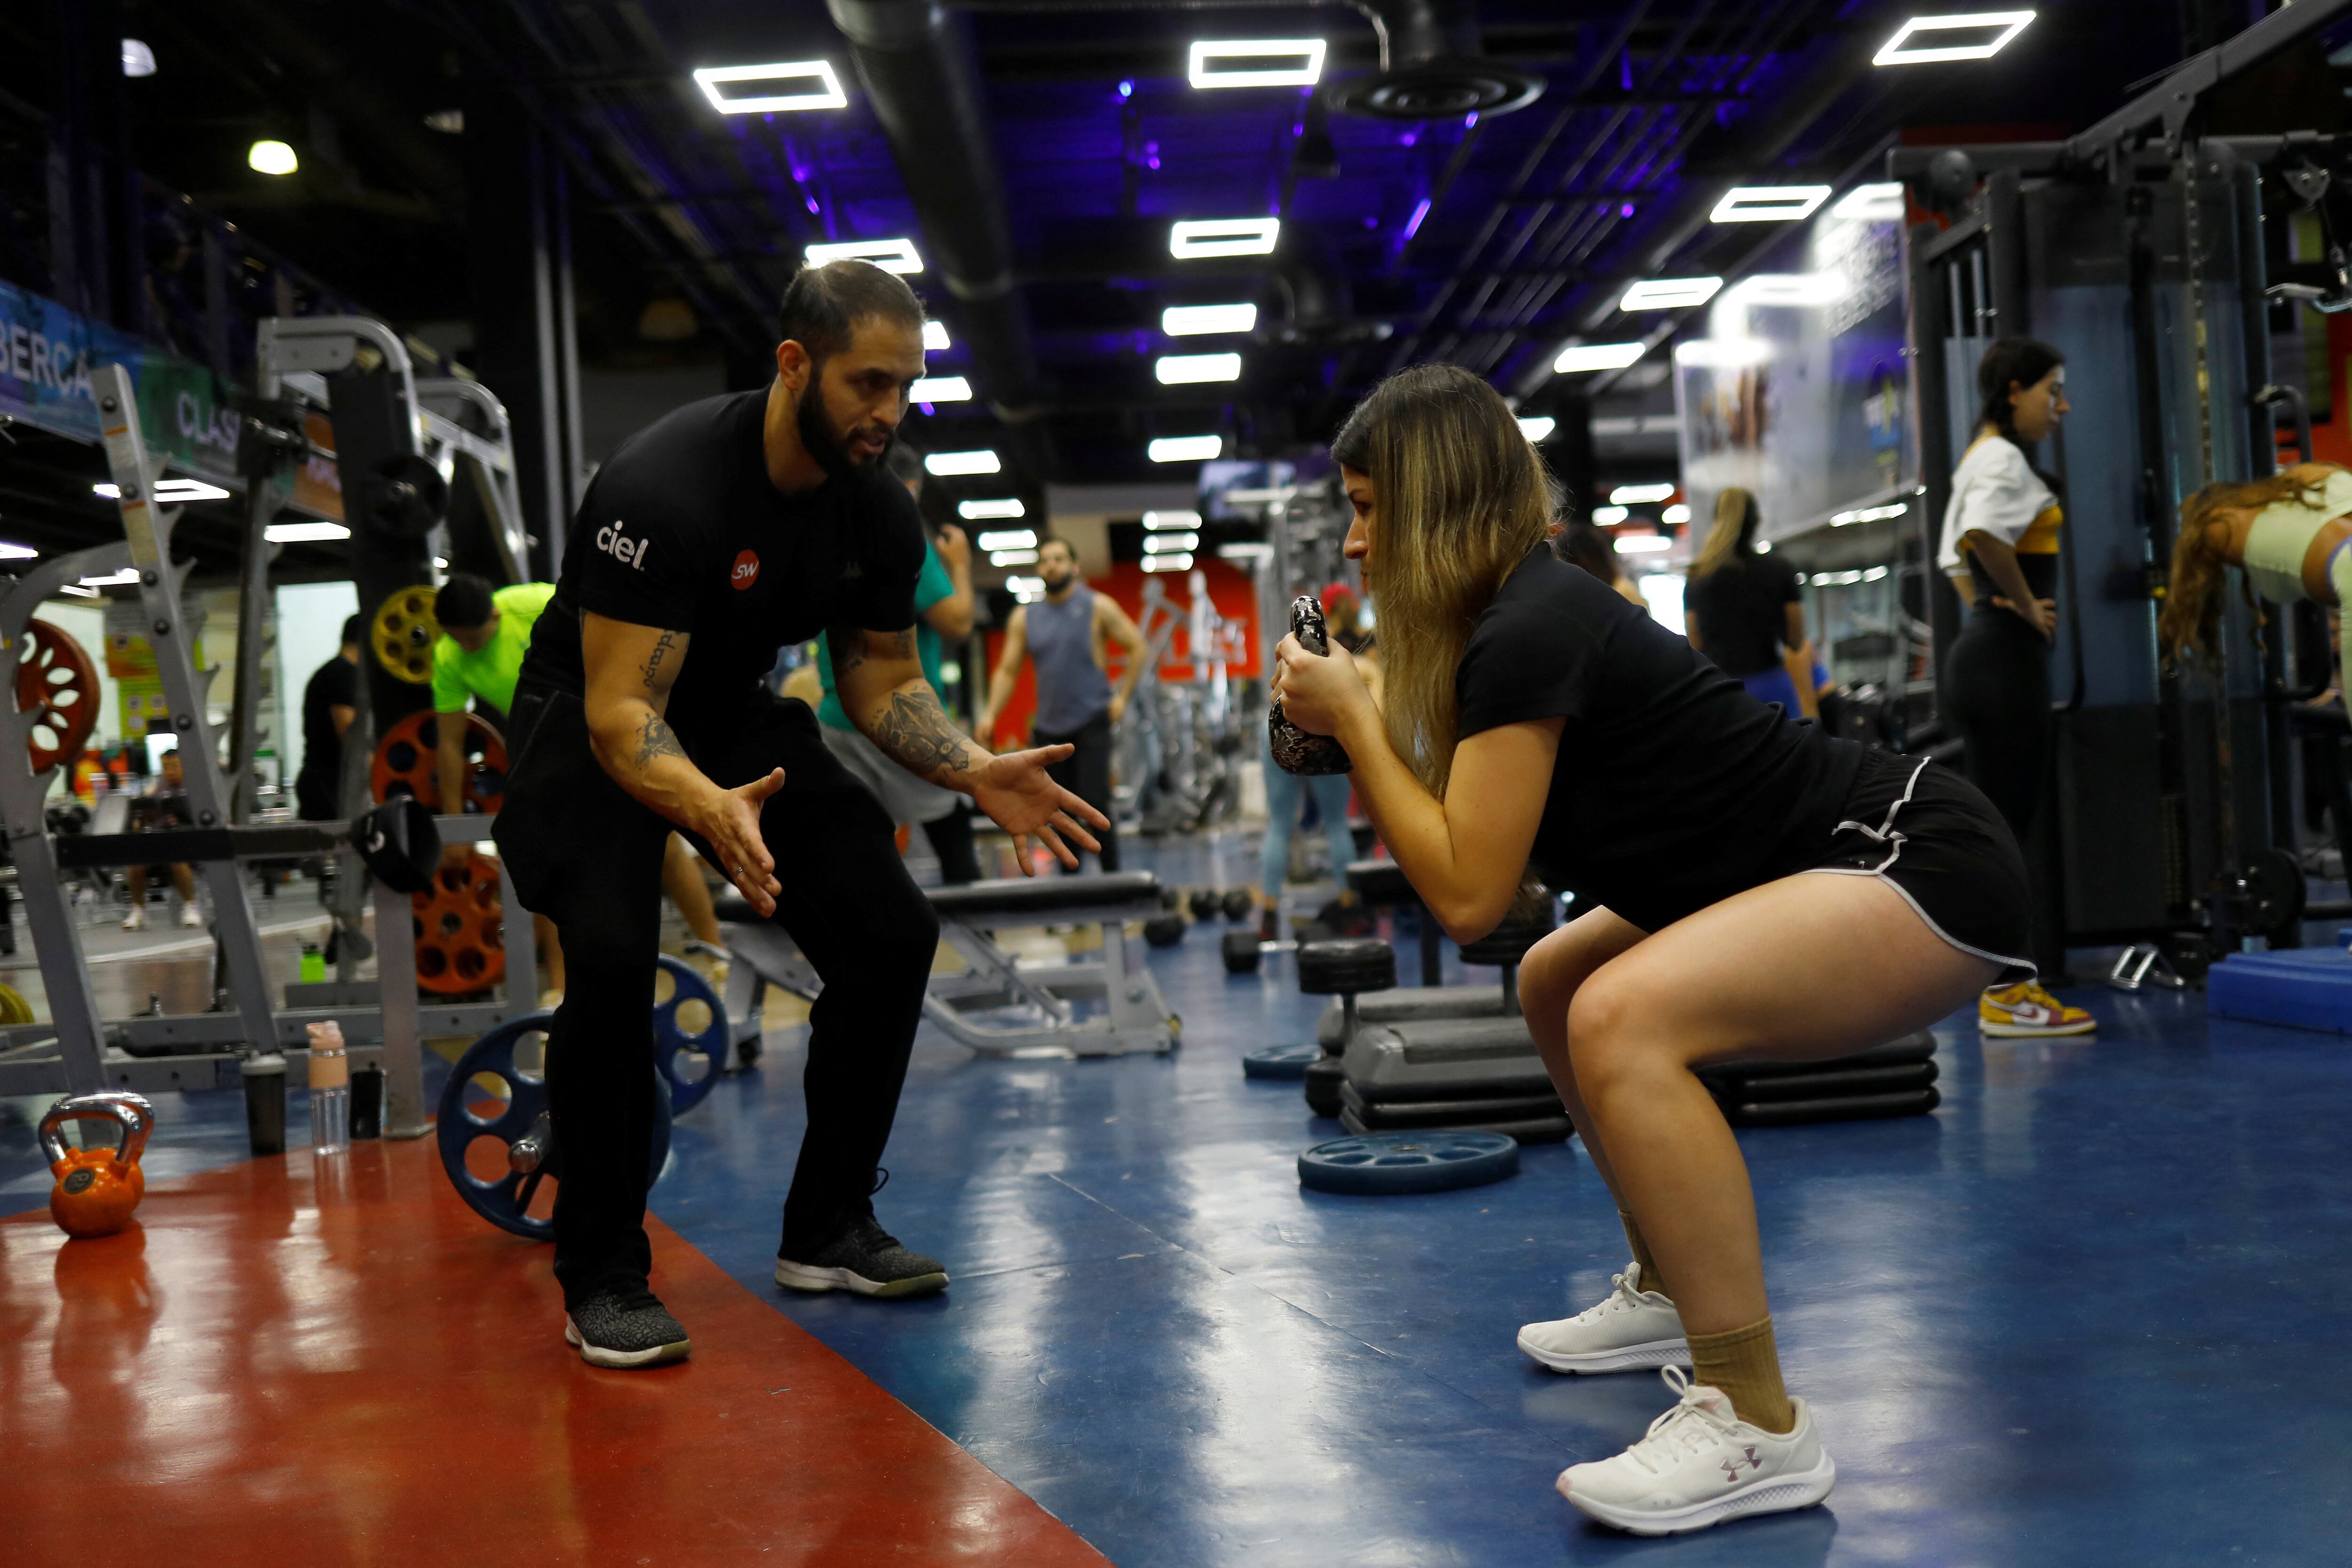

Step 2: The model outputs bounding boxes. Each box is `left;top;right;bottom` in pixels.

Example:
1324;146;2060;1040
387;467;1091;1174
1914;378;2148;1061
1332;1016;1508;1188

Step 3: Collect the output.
494;685;939;1304
1944;607;2051;841
1035;711;1118;871
921;804;982;885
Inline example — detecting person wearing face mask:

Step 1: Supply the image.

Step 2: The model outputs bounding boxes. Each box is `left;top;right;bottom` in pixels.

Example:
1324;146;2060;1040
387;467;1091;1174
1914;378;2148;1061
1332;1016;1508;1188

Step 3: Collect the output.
491;261;1106;1368
1935;337;2094;1039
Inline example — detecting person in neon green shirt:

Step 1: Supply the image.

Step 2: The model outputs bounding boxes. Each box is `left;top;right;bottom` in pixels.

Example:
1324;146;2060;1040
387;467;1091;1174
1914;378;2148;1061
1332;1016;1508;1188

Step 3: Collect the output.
432;573;723;1001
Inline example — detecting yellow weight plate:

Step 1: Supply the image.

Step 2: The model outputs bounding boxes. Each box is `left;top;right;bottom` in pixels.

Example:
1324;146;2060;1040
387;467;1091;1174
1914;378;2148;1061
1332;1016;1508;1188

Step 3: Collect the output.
0;983;35;1026
372;585;440;685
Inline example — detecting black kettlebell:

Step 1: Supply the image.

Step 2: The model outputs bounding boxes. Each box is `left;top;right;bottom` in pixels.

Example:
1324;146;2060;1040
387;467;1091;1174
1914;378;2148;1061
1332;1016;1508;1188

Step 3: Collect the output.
1271;596;1350;776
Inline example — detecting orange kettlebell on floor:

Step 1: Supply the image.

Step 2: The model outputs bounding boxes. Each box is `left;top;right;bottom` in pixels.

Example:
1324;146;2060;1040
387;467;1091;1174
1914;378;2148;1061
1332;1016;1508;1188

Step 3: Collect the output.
40;1091;156;1239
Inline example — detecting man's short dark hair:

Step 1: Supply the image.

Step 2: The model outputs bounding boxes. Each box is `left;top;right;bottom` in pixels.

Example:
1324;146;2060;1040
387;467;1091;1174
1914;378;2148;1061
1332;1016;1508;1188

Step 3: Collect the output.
436;573;495;631
778;260;927;365
340;614;365;647
1038;535;1076;559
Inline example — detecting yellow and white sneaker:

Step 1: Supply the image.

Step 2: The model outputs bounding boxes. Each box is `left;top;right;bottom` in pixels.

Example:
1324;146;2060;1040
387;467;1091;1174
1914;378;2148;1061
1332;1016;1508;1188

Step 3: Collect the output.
1979;981;2095;1037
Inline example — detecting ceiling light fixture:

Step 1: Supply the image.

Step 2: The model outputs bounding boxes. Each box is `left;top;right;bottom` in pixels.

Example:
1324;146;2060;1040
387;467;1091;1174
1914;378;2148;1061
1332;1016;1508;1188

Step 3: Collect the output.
1188;39;1326;89
121;40;156;78
1613;534;1671;554
976;528;1037;550
989;549;1040;567
912;376;970;402
1517;416;1557;442
1155;352;1242;385
79;569;143;587
691;61;848;114
266;521;352;544
247;140;298;176
1162;303;1258;336
962;503;1029;525
1619;277;1722;311
806;238;922;275
923;321;950;351
1006;575;1045;601
95;478;233;504
1610;483;1677;505
1591;506;1630;526
925;450;1001;476
1728;273;1843;306
1554;341;1648;373
0;541;35;560
1169;219;1280;259
1144;532;1200;553
1144;509;1203;530
1674;339;1774;367
1142;554;1195;573
1709;186;1832;224
1148;436;1223;463
1873;11;2036;66
1662;504;1692;525
1831;182;1907;222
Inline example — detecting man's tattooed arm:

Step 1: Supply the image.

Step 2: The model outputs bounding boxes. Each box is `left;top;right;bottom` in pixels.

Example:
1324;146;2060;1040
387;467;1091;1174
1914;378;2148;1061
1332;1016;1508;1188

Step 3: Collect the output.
639;629;680;692
870;686;977;782
631;711;688;773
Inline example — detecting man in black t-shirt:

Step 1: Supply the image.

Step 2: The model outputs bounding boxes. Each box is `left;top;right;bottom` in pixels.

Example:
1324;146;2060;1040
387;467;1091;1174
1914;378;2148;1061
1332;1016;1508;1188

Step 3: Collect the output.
294;615;363;821
494;261;1105;1369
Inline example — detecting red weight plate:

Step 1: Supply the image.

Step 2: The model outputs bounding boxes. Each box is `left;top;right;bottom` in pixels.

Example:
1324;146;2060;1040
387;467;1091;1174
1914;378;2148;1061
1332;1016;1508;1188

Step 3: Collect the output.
370;709;508;813
16;620;100;775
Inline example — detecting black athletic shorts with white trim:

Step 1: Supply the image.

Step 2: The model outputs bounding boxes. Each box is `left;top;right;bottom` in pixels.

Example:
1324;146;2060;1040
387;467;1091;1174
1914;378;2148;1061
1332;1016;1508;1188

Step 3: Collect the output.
1793;747;2034;982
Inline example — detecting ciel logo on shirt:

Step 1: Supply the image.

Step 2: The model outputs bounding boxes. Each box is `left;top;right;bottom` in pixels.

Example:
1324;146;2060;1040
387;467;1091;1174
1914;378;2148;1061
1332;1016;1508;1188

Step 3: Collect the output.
596;523;651;570
731;550;760;590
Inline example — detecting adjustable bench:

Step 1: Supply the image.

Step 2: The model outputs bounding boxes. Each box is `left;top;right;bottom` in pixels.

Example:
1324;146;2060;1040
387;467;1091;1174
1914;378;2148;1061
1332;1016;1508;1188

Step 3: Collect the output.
717;870;1178;1061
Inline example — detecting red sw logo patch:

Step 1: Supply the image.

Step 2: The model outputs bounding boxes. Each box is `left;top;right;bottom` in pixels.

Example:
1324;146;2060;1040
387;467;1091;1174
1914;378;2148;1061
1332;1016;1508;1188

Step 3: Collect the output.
731;550;760;591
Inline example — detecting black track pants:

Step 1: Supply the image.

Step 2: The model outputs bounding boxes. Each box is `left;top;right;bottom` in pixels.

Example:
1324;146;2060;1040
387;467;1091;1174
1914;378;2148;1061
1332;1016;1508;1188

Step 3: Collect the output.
921;803;982;885
494;684;939;1305
1034;711;1118;871
1944;607;2051;841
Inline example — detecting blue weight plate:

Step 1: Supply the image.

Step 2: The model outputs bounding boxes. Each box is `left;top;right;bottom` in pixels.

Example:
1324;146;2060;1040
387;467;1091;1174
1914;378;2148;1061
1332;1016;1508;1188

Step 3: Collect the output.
1297;1130;1519;1196
1242;1042;1324;1081
437;1011;672;1241
652;954;729;1115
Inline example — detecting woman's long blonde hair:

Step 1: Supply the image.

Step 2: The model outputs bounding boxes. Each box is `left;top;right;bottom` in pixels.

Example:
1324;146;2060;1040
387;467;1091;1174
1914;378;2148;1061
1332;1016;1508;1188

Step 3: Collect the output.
2157;468;2339;668
1689;487;1759;580
1329;364;1554;795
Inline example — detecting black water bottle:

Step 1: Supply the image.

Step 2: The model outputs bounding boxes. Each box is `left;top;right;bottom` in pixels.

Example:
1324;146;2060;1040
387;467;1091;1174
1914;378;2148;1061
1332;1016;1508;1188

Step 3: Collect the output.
1270;595;1352;776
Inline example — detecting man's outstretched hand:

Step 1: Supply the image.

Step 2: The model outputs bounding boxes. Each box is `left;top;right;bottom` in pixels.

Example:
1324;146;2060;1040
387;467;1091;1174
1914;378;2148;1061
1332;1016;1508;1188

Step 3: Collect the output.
969;744;1107;873
692;767;787;915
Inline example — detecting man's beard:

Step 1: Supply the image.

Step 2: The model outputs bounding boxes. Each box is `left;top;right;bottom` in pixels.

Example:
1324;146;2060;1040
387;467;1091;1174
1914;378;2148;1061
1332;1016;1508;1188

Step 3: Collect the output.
795;378;886;477
1041;565;1074;591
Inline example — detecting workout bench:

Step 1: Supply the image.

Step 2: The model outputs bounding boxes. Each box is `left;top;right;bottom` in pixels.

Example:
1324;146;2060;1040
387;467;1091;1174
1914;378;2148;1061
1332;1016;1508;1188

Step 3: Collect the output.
717;870;1179;1060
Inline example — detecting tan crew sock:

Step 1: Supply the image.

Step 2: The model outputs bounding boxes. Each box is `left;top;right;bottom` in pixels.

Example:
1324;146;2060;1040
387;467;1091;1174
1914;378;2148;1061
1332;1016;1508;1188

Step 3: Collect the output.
1618;1211;1670;1299
1686;1316;1796;1434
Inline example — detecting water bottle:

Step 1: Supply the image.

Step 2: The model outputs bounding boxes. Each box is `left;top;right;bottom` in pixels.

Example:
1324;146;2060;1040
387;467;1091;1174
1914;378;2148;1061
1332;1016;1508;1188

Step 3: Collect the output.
299;942;325;984
306;1021;350;1156
1270;595;1352;776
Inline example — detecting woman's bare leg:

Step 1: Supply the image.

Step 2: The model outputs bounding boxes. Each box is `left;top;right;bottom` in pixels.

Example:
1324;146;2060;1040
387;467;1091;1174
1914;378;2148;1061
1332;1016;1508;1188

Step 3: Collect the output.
1569;872;1994;1338
1517;907;1648;1202
661;833;723;946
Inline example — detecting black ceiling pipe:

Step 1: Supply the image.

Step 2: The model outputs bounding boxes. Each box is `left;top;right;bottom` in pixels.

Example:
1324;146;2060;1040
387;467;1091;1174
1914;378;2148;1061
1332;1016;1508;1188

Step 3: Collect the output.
826;0;1047;462
1510;0;1908;396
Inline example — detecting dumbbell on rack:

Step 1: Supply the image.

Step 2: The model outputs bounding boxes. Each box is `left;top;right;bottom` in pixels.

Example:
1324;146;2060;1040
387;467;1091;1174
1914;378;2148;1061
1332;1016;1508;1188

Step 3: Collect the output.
1293;938;1397;1118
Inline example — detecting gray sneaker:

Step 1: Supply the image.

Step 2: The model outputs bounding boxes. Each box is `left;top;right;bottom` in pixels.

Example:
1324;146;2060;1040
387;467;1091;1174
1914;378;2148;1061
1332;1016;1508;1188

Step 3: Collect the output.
775;1213;948;1299
564;1284;691;1369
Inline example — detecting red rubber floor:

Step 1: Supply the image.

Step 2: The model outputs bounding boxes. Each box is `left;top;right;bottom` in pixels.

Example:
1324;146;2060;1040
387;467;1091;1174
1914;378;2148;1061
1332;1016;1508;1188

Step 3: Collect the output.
0;1137;1111;1567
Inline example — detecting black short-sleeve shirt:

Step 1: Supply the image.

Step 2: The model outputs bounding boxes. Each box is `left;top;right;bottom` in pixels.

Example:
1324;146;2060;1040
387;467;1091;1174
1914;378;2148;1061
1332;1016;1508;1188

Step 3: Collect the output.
517;390;923;742
298;656;356;787
1684;554;1802;678
1455;552;1864;933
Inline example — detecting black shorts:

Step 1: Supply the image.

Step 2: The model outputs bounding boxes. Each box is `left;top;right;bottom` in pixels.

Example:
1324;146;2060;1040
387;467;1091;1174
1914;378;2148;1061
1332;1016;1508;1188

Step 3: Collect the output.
1795;749;2034;982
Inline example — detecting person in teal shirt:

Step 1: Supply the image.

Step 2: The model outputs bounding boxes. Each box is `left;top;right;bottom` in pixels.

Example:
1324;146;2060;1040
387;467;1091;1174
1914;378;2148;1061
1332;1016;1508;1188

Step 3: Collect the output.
433;573;724;1001
813;445;980;881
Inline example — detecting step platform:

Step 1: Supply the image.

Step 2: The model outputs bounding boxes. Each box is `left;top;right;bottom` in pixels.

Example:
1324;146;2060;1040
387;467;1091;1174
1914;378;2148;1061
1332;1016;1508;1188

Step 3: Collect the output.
1696;1032;1941;1127
1339;1014;1553;1100
2207;948;2352;1034
1337;1081;1572;1143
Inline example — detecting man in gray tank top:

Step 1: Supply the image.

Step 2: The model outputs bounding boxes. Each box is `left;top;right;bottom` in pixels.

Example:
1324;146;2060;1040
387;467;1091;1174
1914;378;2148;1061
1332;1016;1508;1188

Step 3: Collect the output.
980;536;1146;870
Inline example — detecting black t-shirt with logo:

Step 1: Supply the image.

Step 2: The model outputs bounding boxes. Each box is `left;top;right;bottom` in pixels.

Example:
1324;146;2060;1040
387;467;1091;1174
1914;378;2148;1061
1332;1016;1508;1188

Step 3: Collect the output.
1684;554;1802;678
1454;551;1863;934
518;390;923;742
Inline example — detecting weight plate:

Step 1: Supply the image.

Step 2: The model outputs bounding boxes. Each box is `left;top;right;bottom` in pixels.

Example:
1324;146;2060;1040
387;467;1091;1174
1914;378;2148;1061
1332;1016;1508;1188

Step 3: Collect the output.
411;850;505;998
369;453;449;539
1242;1042;1323;1080
436;1013;672;1241
1297;1129;1520;1195
15;620;99;775
371;585;441;684
652;954;728;1115
1303;1054;1346;1117
2242;846;2306;930
1296;937;1397;996
1221;928;1263;974
372;708;507;812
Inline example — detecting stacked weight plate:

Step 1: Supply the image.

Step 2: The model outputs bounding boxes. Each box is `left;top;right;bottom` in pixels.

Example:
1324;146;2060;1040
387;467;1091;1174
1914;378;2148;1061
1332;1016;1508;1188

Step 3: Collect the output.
1695;1031;1940;1126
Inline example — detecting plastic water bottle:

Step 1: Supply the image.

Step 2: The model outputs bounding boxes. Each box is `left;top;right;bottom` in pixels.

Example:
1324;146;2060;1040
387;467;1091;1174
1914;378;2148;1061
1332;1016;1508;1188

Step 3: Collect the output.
306;1021;350;1156
299;942;324;984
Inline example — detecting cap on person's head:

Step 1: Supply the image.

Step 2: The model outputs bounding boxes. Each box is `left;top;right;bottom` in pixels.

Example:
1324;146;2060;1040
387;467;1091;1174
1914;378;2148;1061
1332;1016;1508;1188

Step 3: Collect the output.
1321;581;1359;622
435;573;495;631
341;614;366;648
884;443;924;487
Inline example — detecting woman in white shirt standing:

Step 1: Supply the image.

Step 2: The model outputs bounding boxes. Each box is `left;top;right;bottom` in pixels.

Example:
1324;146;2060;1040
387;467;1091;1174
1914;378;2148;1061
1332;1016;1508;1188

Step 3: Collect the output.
1936;337;2096;1038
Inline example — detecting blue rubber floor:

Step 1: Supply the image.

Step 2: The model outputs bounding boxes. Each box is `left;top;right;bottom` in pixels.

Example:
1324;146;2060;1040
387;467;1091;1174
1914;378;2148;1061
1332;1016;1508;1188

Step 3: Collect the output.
8;838;2351;1565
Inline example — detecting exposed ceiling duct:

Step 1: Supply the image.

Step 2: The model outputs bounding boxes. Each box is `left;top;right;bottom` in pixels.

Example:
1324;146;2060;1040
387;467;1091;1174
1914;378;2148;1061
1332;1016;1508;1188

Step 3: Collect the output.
1328;0;1544;120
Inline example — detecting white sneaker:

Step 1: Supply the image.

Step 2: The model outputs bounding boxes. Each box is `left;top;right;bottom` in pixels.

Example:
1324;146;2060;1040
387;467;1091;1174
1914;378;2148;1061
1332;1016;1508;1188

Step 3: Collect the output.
121;907;145;932
1517;1262;1689;1374
1557;1366;1836;1536
179;903;205;928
